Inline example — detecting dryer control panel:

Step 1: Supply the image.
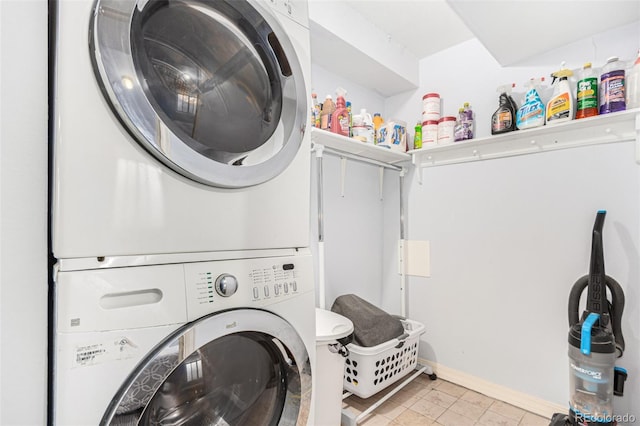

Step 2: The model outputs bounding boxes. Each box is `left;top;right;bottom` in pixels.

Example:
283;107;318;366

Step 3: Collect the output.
183;253;312;321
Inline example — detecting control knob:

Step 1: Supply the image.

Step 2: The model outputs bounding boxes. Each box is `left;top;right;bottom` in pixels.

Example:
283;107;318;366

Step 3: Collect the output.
215;274;238;297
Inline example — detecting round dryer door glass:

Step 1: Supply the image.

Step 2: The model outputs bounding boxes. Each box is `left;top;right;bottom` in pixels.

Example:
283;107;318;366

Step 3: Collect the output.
91;0;307;188
101;309;311;425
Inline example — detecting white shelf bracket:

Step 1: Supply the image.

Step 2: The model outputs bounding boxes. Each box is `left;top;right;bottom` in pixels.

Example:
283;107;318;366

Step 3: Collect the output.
412;154;423;185
635;113;640;164
378;167;384;200
340;157;347;197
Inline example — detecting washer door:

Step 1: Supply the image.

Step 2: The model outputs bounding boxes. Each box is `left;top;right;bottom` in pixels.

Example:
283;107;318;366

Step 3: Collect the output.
101;309;311;425
91;0;307;188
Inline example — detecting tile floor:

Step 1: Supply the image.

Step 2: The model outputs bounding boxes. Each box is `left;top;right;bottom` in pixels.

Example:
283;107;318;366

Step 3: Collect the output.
342;375;550;426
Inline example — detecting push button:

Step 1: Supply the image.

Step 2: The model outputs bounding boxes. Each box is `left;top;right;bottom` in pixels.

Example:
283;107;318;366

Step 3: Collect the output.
274;285;280;296
291;281;297;292
284;282;289;293
264;285;269;297
253;287;259;299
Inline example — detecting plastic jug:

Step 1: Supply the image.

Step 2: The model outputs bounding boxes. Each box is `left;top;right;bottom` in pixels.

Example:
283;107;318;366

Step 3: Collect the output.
599;56;626;115
576;63;599;119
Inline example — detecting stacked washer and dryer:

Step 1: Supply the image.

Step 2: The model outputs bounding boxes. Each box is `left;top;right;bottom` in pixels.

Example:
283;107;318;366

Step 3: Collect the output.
50;0;315;424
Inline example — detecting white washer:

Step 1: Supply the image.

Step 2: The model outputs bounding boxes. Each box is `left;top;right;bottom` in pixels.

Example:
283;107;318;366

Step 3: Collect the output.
51;0;311;260
53;251;315;425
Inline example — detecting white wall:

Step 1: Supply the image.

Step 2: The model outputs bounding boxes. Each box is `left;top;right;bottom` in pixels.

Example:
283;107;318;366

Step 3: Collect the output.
310;63;405;312
0;1;49;424
384;22;640;416
311;63;386;118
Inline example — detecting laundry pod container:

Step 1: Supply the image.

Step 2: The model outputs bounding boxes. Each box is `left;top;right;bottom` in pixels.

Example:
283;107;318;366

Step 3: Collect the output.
312;308;354;426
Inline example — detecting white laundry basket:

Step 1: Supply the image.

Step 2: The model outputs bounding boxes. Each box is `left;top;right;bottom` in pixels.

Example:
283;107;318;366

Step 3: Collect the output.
343;319;425;399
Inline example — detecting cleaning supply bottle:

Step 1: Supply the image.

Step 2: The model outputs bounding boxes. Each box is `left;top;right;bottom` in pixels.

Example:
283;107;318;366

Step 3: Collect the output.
626;50;640;109
373;113;384;144
516;78;546;130
546;63;575;124
346;101;353;136
330;88;349;136
413;122;422;149
454;108;465;142
576;62;599;119
491;84;518;135
311;92;321;127
320;95;335;130
599;56;626;115
463;102;474;140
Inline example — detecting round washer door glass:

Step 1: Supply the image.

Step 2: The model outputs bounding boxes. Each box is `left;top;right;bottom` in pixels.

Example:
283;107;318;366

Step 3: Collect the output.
102;309;312;425
91;0;307;188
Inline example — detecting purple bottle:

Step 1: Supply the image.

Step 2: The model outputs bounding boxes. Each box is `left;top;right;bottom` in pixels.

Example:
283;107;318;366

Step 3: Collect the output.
600;56;626;114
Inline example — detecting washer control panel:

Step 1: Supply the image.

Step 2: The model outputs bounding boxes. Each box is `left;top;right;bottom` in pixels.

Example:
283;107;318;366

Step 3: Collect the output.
183;253;312;321
249;262;300;301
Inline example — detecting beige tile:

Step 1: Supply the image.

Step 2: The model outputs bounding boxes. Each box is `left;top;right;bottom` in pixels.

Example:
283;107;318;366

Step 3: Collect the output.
459;390;495;410
519;412;550;426
488;401;525;421
389;389;422;408
448;399;487;421
391;408;435;426
413;374;439;389
401;381;433;397
375;399;407;421
347;378;547;426
359;413;394;426
478;410;520;426
409;398;447;420
437;409;477;426
436;381;468;398
422;389;458;409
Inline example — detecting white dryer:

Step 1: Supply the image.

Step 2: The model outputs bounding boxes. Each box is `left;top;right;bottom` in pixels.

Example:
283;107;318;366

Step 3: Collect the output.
51;0;311;260
53;251;315;425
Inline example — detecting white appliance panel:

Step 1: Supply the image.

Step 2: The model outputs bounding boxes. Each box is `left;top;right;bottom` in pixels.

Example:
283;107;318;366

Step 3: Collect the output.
53;253;315;425
51;0;311;259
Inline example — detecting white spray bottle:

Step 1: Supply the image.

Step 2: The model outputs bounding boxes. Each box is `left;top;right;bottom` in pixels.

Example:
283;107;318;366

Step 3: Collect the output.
546;62;575;124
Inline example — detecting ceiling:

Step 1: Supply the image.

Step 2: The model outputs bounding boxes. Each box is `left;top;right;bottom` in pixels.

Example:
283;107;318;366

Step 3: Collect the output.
342;0;475;60
340;0;640;65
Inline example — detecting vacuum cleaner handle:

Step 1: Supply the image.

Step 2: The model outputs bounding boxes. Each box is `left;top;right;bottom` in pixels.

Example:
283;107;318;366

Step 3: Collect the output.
606;276;625;357
568;274;625;357
568;275;588;327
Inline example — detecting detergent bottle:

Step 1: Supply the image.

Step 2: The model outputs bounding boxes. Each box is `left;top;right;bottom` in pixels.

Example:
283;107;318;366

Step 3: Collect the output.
330;88;350;136
373;113;384;144
320;95;335;130
576;62;599;119
599;56;626;115
311;92;321;127
516;78;546;130
546;62;575;124
491;84;518;135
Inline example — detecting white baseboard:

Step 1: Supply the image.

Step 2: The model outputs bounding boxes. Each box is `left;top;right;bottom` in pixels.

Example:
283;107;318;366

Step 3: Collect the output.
420;358;566;418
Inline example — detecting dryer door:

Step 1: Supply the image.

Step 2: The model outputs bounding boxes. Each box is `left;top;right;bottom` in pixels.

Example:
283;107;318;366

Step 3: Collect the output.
91;0;307;188
101;309;311;425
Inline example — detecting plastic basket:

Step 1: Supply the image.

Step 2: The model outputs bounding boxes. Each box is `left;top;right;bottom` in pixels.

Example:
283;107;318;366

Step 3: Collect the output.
343;319;425;399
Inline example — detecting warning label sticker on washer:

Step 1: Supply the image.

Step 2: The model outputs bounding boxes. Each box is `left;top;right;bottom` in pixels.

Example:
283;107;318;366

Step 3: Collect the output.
75;343;107;366
73;337;138;368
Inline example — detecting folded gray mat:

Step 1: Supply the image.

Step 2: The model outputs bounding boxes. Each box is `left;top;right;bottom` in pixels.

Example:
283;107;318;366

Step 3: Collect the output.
331;294;405;348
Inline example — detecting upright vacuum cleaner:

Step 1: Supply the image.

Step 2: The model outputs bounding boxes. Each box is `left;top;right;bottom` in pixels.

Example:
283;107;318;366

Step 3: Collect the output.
551;211;627;426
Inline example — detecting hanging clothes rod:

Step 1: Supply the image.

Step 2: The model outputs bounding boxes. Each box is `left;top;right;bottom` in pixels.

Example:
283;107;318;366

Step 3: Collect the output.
313;144;404;171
